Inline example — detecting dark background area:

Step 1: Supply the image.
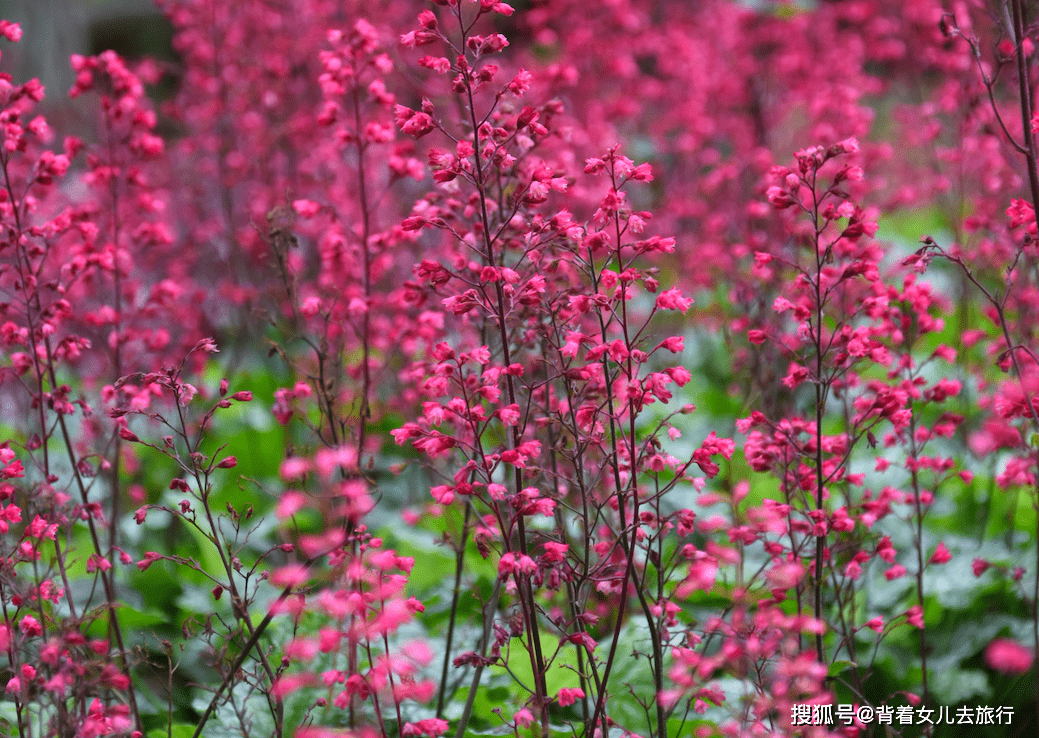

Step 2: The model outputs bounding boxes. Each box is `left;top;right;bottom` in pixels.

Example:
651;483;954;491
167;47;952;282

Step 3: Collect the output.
0;0;173;105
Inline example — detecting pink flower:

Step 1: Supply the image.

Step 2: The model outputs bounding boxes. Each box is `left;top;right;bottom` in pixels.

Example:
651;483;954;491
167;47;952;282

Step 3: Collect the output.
271;674;316;698
402;718;449;737
276;490;307;519
86;554;112;573
280;457;311;480
216;455;237;469
0;452;23;479
569;631;598;652
767;185;795;209
884;564;907;581
399;111;436;138
508;69;531;95
99;664;129;690
430;485;454;505
781;364;809;389
542;541;568;563
876;536;896;562
498;552;536;578
1007;198;1036;230
292;199;320;218
629;162;653;181
679;555;718;594
557;687;585;706
905;605;924;628
136;552;162;571
19;615;41;637
985;638;1033;674
656;288;693;312
0;21;22;42
929;542;951;565
270;564;309;588
655;336;684;353
195;337;219;354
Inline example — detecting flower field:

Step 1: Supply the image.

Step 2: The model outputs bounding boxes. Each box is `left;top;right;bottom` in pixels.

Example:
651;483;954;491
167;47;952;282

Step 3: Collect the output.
0;1;1038;736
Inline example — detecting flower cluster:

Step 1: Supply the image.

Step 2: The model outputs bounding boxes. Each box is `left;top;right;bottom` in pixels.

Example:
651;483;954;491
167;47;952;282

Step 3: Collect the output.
0;0;1038;736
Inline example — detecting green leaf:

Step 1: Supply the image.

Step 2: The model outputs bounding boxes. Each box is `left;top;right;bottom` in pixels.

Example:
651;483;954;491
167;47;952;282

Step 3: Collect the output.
828;659;858;677
183;517;227;578
931;668;990;704
115;605;167;628
392;537;458;592
147;724;195;738
505;634;582;695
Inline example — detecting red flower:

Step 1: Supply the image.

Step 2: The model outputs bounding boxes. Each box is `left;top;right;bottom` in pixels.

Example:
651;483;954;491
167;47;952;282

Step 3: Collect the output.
985;638;1034;674
136;552;162;571
929;542;952;565
402;718;449;737
557;687;585;707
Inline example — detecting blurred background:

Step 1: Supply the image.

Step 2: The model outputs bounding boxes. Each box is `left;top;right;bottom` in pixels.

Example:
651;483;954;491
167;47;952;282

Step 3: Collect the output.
0;0;172;104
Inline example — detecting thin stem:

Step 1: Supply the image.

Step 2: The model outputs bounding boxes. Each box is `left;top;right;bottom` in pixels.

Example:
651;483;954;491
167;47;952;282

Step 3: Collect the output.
436;503;472;717
1009;0;1039;212
191;555;324;738
452;578;503;738
456;6;548;728
907;407;931;706
811;173;827;664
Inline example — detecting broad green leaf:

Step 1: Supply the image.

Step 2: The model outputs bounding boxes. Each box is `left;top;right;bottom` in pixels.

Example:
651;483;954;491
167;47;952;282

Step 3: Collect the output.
147;724;195;738
829;659;858;677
